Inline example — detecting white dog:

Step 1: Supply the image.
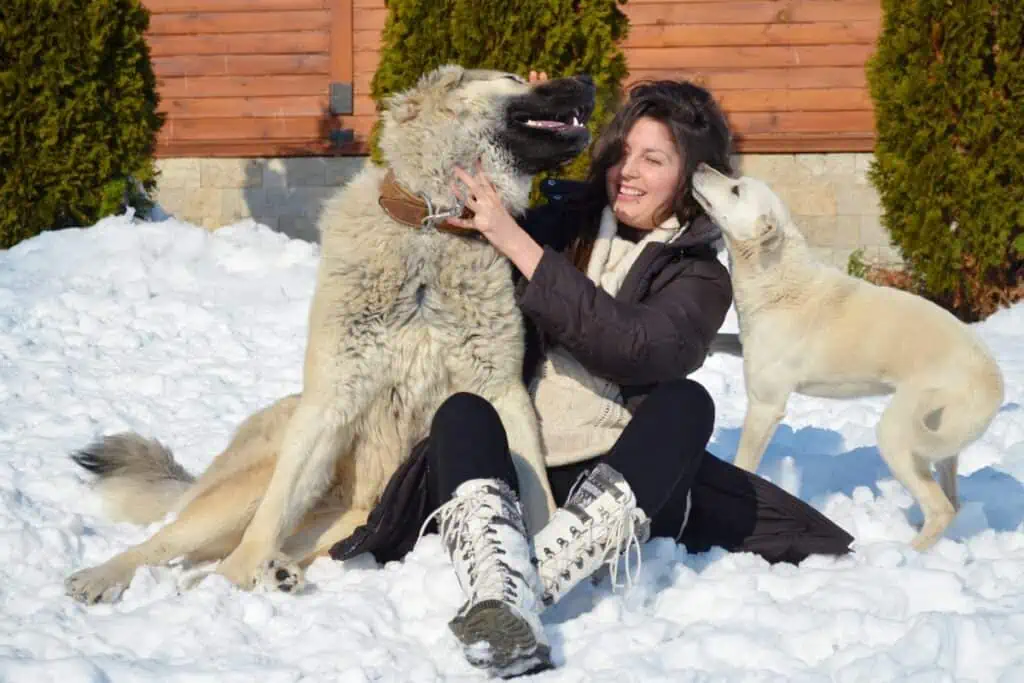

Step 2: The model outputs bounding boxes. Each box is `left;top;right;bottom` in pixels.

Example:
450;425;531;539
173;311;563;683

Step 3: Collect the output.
692;164;1005;550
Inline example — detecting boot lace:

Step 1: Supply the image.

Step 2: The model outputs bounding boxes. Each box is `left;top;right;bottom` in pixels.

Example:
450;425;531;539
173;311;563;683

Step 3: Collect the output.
540;474;645;601
419;483;524;604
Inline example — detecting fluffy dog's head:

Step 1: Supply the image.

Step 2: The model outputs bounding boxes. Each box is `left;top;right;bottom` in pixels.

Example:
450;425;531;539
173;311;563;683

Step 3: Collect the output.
691;163;793;250
378;65;596;216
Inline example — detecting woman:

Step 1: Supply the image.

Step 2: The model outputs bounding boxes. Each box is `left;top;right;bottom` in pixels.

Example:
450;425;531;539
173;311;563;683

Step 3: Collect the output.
331;76;854;677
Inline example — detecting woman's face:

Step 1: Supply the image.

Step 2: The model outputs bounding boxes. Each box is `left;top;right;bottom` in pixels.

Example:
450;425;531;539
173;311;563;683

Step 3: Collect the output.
605;117;683;230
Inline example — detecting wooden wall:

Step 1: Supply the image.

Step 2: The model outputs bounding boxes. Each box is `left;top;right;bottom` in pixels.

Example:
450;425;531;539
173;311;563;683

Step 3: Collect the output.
147;0;881;157
146;0;355;156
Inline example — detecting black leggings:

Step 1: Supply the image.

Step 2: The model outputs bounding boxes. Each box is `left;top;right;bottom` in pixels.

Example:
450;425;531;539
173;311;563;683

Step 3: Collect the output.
421;379;853;564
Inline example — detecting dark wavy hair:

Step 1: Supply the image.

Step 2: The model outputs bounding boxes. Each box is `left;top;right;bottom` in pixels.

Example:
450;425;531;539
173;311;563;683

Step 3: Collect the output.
567;79;734;271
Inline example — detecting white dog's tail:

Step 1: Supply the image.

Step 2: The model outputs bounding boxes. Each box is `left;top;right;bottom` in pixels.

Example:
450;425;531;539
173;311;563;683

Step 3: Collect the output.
71;434;196;525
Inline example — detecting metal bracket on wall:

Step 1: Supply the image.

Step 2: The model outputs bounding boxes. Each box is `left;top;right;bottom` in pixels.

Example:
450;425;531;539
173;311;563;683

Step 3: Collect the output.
328;82;354;148
329;82;353;115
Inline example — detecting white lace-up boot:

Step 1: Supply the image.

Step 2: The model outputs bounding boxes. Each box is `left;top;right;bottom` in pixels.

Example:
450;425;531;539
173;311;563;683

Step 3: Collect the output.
532;463;651;607
423;478;553;678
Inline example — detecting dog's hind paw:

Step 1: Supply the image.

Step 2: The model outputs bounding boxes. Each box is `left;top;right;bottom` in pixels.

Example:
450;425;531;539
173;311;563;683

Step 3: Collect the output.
65;564;132;604
256;555;305;594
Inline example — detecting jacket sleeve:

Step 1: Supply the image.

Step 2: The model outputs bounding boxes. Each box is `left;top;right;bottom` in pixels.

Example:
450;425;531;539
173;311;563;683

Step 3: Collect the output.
515;246;732;386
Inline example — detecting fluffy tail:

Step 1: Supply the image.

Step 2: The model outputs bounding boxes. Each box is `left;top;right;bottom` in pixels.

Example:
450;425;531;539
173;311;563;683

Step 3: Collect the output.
708;332;743;357
71;433;196;525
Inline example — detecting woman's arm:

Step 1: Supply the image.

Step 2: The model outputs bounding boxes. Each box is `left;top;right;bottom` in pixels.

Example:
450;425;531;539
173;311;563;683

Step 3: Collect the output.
516;246;732;386
447;165;732;386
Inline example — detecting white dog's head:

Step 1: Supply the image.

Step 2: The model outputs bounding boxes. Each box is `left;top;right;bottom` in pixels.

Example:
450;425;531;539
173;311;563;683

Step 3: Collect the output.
378;65;596;215
691;163;793;248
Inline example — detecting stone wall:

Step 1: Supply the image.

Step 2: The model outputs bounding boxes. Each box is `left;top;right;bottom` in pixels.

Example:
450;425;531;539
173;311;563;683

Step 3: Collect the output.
153;153;900;269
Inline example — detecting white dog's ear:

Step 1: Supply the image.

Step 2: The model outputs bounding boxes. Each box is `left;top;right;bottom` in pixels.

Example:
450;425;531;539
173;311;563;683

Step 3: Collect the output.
384;66;467;123
385;91;421;123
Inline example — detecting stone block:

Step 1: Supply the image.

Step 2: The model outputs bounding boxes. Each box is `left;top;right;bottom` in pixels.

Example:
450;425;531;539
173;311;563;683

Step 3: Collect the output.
836;183;881;217
156;159;200;189
780;182;837;217
859;215;894;247
279;215;320;243
823;153;856;176
200;159;262;189
326;157;366;186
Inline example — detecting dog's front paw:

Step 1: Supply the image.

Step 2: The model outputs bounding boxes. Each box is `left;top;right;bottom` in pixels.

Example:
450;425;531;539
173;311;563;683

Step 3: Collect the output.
256;555;306;594
65;564;132;604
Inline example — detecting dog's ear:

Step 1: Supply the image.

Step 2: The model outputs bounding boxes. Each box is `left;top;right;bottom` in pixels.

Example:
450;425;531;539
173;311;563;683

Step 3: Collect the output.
384;91;420;124
384;66;467;123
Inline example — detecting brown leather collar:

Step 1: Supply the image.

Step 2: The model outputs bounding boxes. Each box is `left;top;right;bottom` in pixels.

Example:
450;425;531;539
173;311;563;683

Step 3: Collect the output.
378;169;481;239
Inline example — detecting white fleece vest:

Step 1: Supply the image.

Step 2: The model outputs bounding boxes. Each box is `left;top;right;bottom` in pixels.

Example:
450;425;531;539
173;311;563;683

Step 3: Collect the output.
530;207;685;466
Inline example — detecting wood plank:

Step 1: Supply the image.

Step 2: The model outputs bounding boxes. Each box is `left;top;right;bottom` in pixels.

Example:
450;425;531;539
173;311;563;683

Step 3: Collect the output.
736;131;874;153
158;95;327;119
625;1;880;26
625;66;869;90
353;0;384;7
144;0;327;12
354;8;386;31
157;75;327;98
156;114;375;154
148;10;330;35
626;45;875;69
716;88;872;112
153;54;330;77
354;29;382;52
622;21;879;48
148;32;329;57
354;51;379;74
728;109;875;134
165;116;329;141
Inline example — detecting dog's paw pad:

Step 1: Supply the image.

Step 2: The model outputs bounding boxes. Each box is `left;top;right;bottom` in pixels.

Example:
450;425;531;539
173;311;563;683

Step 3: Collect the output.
257;556;305;594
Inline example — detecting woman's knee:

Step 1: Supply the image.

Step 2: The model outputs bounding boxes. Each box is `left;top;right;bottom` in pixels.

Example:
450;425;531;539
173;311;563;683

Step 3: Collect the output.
431;392;504;439
647;378;716;427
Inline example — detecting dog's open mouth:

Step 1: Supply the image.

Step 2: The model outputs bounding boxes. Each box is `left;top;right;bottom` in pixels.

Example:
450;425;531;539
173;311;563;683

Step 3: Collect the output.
513;108;589;132
498;75;596;173
506;76;595;137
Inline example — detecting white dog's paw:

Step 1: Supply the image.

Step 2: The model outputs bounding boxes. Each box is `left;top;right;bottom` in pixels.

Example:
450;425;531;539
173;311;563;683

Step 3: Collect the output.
65;564;133;604
255;554;305;594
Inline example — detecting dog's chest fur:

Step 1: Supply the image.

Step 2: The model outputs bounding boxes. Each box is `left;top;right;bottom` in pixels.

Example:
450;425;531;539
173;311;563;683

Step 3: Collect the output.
317;181;526;506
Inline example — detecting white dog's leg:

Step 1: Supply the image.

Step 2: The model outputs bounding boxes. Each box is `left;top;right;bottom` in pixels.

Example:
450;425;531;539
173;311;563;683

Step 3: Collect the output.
491;385;555;533
935;457;960;513
877;392;957;551
216;396;352;589
733;395;788;473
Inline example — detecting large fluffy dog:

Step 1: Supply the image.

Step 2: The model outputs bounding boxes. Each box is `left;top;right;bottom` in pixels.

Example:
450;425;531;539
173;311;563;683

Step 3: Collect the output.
65;66;596;603
692;164;1005;551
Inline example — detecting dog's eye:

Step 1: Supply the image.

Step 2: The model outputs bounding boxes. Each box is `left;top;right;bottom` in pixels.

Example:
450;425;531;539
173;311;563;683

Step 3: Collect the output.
731;185;740;197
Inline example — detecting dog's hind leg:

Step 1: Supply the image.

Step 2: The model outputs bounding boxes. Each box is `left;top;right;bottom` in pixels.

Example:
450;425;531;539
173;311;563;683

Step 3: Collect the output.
876;392;957;551
65;461;273;604
935;457;959;513
733;395;788;473
282;505;372;566
216;387;371;589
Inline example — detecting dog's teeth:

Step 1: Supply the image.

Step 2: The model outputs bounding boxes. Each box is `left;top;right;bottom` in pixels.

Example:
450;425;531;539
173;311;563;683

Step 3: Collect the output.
571;115;581;127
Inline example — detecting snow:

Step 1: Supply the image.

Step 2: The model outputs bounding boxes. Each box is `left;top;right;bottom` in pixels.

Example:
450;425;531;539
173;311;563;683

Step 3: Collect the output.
2;212;1023;681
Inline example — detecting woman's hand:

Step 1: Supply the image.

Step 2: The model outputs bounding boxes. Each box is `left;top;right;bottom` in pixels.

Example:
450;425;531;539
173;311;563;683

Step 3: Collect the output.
449;163;518;240
449;163;544;279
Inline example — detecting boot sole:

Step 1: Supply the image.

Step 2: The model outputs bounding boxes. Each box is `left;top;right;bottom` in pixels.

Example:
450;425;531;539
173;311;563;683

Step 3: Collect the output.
449;599;553;678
